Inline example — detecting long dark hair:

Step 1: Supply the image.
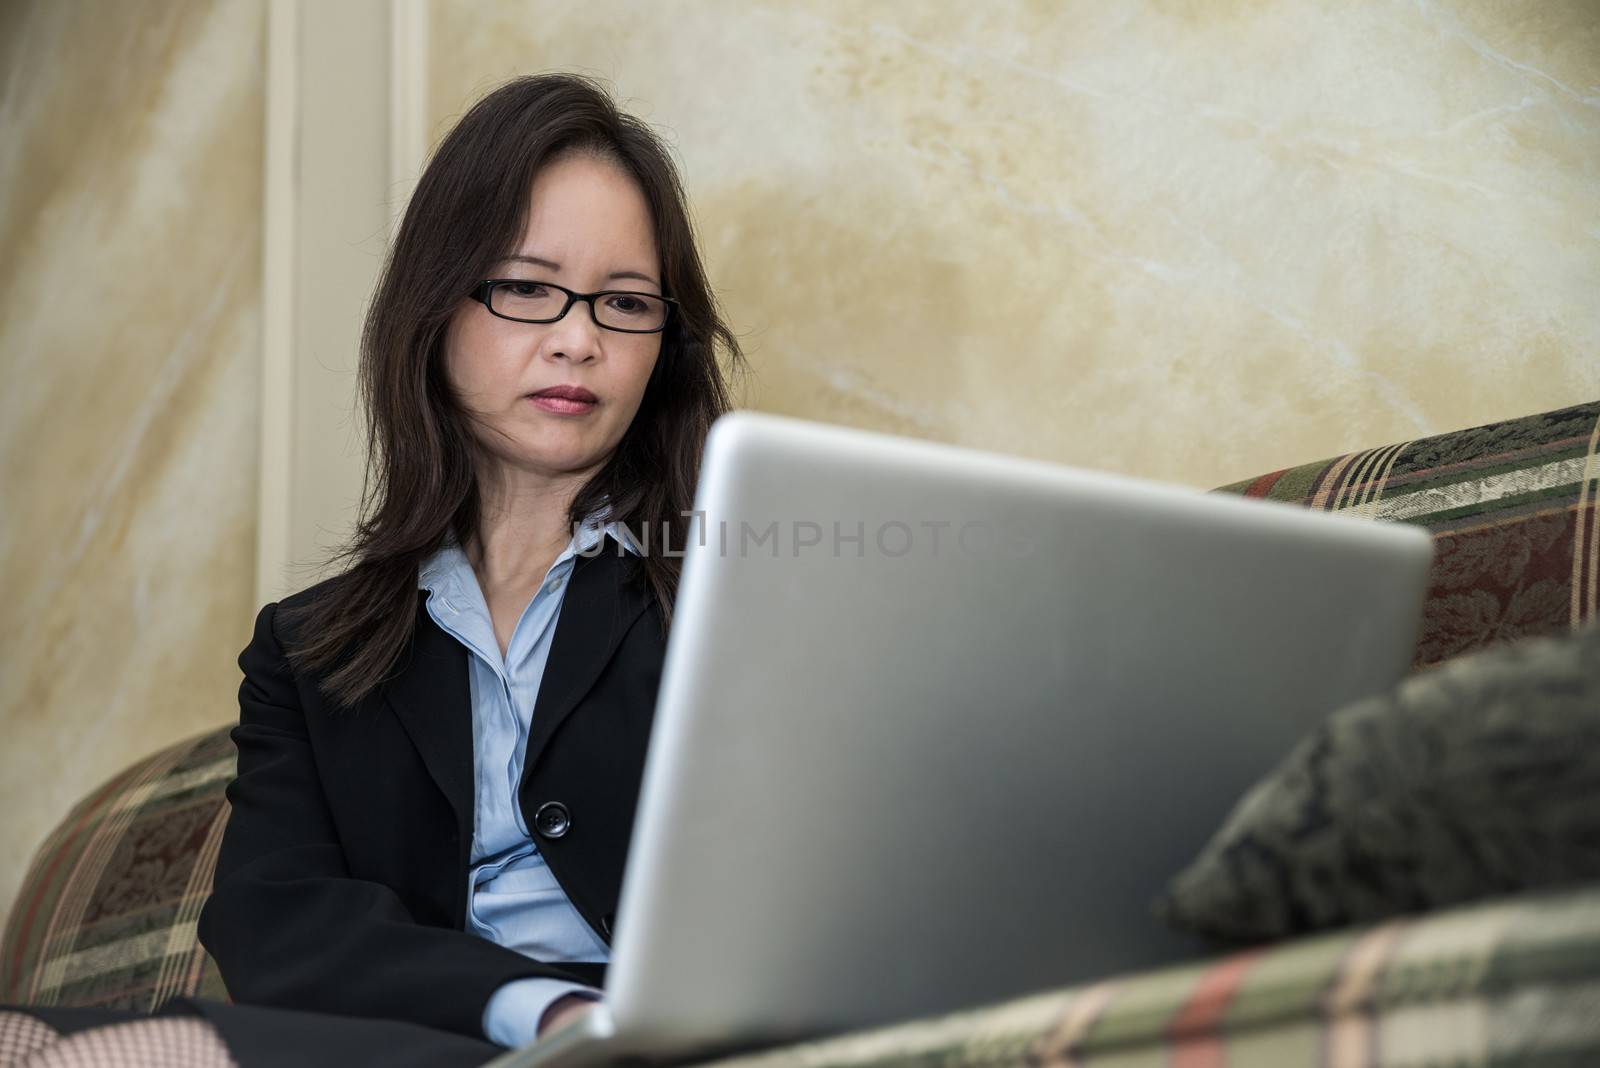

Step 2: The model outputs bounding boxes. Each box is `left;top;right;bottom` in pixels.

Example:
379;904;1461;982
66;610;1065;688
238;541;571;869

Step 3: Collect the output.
280;72;745;711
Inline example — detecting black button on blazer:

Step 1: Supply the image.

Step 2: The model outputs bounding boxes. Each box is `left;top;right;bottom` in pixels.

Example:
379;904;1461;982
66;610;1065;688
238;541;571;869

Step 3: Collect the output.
196;537;666;1040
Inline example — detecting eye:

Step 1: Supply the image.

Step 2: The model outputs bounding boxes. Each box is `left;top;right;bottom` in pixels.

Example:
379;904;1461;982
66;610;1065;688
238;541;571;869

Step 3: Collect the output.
604;294;648;315
506;281;548;298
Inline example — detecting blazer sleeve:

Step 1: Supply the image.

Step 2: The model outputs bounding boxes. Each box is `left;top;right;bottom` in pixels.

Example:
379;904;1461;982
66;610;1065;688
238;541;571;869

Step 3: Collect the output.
197;600;597;1040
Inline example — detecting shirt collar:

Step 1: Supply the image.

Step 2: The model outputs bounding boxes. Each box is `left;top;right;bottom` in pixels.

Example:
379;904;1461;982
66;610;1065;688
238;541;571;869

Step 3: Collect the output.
575;507;645;558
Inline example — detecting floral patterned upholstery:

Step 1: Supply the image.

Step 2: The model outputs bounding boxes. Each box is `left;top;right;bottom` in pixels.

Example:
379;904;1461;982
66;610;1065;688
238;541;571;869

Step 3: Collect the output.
1;727;232;1010
1215;399;1600;666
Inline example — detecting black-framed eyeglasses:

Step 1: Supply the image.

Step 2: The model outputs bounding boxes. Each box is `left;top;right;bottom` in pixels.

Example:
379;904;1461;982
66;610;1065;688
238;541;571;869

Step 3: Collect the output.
470;279;678;333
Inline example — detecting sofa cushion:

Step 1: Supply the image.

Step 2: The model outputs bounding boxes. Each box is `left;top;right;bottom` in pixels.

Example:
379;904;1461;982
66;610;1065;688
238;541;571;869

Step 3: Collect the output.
0;727;233;1010
1213;399;1600;668
1155;620;1600;945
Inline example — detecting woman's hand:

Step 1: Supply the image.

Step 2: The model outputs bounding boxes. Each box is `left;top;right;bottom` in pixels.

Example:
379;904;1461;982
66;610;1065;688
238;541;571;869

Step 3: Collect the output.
538;993;599;1038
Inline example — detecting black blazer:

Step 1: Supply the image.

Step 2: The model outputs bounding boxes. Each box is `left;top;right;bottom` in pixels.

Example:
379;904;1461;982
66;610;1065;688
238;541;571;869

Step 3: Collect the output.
196;536;666;1041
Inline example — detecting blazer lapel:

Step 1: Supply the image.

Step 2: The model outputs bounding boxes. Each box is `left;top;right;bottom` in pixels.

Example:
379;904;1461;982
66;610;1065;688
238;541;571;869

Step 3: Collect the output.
521;536;652;778
383;594;476;846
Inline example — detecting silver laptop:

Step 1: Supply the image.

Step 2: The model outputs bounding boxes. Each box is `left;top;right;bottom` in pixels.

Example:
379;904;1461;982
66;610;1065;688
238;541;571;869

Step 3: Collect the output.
489;411;1433;1068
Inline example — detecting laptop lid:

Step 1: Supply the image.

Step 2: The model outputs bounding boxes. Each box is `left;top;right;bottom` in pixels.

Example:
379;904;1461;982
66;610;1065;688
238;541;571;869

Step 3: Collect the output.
601;411;1432;1051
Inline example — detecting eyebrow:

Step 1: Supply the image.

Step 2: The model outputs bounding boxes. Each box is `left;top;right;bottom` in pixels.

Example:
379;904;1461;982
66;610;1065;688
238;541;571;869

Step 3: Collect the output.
500;254;660;290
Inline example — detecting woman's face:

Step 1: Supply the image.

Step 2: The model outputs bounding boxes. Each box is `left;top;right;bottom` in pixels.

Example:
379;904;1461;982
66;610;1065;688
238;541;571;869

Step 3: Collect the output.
445;153;663;488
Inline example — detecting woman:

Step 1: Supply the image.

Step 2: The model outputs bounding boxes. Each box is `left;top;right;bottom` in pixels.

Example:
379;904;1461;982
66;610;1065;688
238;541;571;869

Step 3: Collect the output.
0;71;743;1068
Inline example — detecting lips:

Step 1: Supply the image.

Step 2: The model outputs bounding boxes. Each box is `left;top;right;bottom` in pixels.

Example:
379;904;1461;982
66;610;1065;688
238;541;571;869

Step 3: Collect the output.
528;385;598;404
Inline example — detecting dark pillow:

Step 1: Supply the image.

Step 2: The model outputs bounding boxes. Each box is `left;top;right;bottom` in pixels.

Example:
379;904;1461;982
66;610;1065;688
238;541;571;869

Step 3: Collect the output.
1154;620;1600;944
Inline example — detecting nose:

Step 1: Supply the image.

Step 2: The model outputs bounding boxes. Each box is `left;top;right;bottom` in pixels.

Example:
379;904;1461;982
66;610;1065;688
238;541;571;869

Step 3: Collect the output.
543;296;604;363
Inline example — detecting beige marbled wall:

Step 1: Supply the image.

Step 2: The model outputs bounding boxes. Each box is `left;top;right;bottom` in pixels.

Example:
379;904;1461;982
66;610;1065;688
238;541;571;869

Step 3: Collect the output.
0;1;264;926
430;0;1599;488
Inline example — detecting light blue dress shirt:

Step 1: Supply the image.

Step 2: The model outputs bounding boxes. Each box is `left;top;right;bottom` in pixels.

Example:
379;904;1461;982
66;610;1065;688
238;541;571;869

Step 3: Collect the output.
417;510;642;1048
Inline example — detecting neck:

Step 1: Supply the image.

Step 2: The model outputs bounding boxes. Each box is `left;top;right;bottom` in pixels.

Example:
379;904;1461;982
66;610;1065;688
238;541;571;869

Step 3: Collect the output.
467;460;600;591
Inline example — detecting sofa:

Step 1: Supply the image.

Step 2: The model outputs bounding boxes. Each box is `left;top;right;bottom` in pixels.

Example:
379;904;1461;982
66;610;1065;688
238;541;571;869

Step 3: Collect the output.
4;398;1597;1066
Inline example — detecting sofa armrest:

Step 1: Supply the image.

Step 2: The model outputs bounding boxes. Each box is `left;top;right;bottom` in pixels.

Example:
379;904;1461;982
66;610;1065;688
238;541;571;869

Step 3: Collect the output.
1212;400;1600;669
0;726;234;1011
690;883;1600;1068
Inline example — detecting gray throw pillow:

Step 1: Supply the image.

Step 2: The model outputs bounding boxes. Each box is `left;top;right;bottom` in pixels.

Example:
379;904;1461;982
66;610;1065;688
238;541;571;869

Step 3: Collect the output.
1155;619;1600;944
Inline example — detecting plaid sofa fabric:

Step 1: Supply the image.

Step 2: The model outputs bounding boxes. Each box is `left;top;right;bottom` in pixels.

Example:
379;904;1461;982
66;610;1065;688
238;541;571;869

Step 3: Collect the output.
695;883;1600;1068
1215;400;1600;669
0;727;233;1011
